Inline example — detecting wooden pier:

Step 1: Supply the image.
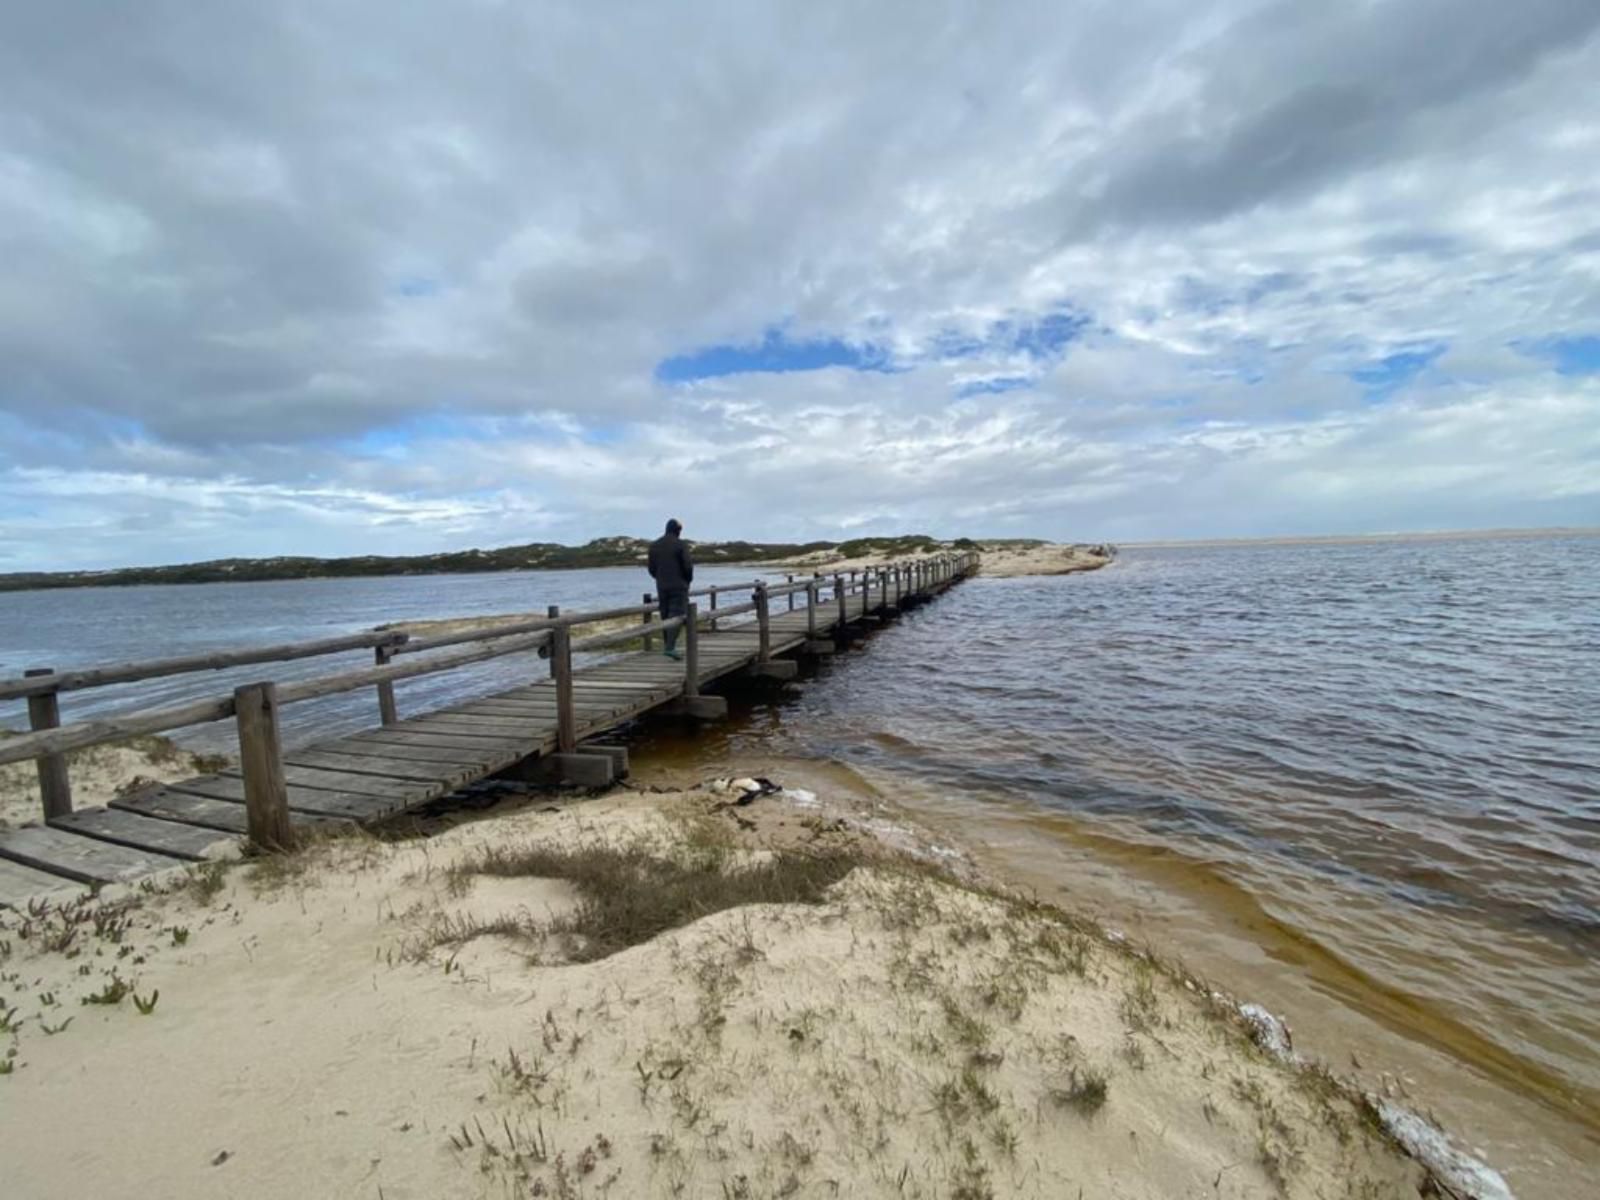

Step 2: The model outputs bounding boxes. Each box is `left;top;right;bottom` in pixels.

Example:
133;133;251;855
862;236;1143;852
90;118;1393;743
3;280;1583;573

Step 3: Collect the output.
0;553;976;902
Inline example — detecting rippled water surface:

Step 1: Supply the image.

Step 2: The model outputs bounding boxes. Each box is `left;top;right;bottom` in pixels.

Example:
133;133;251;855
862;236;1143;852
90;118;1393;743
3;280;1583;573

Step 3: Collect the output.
736;534;1600;1143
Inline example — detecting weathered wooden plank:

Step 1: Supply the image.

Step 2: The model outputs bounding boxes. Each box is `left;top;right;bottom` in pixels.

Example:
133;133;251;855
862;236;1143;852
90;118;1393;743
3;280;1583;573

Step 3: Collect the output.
110;787;358;834
168;776;400;820
316;737;497;766
225;764;436;801
0;695;236;768
284;750;477;784
235;680;295;851
0;857;87;905
455;697;617;714
0;630;407;703
49;807;234;861
110;787;258;833
401;719;545;742
0;825;187;885
349;728;533;754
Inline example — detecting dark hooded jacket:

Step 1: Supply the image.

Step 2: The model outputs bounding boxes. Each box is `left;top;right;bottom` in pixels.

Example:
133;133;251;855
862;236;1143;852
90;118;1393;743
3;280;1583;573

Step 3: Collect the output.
647;532;694;593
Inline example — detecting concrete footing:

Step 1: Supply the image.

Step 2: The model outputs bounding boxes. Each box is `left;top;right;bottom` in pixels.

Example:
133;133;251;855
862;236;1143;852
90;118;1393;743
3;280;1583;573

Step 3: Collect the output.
802;639;836;655
746;660;800;680
662;694;730;720
512;750;621;787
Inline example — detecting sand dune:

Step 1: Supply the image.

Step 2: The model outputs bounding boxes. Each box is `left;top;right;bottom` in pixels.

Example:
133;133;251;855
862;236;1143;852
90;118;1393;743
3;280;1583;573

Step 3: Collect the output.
0;776;1498;1199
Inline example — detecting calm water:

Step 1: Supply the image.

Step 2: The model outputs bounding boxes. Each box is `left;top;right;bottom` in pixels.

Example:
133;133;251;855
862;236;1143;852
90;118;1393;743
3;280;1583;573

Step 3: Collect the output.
4;536;1598;1185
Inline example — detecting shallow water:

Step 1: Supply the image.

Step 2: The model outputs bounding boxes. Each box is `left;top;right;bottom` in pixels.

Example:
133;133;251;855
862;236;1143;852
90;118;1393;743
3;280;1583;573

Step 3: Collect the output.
4;536;1597;1193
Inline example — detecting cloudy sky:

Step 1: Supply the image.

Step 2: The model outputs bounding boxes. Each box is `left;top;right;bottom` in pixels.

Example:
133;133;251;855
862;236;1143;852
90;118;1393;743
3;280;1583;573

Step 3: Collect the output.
2;1;1598;571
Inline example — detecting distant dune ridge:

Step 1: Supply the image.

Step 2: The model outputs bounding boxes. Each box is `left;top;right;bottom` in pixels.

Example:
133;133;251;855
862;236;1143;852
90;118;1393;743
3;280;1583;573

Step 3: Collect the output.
0;535;1114;592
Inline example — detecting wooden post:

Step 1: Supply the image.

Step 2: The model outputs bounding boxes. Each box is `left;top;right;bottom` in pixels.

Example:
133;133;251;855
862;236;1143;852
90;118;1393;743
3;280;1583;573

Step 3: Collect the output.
684;603;700;697
552;622;576;753
755;582;771;661
807;580;818;637
709;585;719;631
835;574;846;628
234;682;293;851
24;668;72;819
374;646;398;725
546;605;561;678
641;592;656;652
786;575;796;611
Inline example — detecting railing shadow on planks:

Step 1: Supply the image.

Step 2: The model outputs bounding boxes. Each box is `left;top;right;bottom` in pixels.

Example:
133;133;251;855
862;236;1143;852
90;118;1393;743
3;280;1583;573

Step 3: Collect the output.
0;553;976;868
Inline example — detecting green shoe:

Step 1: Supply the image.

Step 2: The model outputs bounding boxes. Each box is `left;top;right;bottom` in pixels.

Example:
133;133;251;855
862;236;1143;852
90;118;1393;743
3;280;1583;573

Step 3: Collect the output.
664;648;683;661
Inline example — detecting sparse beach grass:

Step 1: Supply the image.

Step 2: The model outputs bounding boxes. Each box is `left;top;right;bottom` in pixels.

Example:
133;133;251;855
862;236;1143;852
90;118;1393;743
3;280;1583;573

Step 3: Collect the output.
0;777;1491;1198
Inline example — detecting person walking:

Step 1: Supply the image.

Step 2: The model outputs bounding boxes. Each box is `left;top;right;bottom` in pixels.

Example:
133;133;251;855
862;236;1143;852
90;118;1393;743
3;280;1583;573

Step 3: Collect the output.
647;518;694;660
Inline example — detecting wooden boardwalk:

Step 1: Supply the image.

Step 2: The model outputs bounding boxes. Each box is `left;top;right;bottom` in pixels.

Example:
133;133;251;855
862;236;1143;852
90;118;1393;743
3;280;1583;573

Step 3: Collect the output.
0;557;974;902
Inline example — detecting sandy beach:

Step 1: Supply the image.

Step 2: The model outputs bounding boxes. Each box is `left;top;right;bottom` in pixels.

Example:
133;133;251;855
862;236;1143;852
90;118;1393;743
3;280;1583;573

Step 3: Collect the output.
768;542;1115;578
0;755;1506;1199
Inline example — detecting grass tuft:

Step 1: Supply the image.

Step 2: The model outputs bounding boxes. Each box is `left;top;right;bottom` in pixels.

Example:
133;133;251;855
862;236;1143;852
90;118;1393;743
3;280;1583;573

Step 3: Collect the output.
447;843;858;962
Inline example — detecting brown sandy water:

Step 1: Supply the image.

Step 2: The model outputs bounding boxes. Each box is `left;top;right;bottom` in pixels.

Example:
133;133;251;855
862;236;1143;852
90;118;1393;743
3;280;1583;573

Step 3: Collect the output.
629;532;1600;1200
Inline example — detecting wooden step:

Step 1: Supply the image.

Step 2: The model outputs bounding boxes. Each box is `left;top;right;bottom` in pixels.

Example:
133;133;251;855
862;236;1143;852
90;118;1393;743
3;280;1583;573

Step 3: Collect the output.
49;807;235;861
0;825;188;886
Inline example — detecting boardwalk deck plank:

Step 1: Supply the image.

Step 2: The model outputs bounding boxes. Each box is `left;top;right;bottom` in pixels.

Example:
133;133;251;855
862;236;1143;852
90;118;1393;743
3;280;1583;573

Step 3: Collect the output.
0;857;89;905
49;807;234;861
111;787;351;834
0;824;188;885
285;750;479;784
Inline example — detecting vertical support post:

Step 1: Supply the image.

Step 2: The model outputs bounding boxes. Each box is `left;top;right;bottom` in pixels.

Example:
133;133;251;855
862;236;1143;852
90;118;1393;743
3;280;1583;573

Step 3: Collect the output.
786;574;796;611
709;586;719;631
755;581;771;661
24;668;72;820
684;602;700;697
546;605;561;678
807;580;818;637
641;592;656;652
862;568;871;617
234;681;293;851
374;645;398;725
836;574;847;629
552;622;576;753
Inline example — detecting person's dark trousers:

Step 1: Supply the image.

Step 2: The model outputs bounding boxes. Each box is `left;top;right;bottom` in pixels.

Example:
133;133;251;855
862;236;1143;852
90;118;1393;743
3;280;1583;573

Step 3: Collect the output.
658;589;689;652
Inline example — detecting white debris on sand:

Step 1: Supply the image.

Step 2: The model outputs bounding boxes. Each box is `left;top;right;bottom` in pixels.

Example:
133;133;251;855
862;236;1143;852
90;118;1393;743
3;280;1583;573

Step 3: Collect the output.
1239;1002;1296;1061
1377;1101;1516;1200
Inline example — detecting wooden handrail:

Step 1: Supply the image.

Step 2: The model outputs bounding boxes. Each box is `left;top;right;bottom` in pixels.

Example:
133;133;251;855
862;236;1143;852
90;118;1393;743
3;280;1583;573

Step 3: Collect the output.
571;616;684;655
0;695;237;765
0;549;980;796
0;630;410;702
0;628;555;767
276;629;553;705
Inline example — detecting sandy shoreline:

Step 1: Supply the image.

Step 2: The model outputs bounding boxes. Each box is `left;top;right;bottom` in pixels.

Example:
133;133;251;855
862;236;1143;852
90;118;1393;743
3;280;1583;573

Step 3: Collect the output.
0;748;1508;1199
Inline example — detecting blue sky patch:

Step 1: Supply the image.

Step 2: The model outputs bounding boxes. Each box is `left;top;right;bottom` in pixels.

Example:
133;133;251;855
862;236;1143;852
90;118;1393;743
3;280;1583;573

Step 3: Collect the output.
957;376;1033;398
1521;334;1600;375
936;307;1091;363
1349;343;1447;398
656;328;894;382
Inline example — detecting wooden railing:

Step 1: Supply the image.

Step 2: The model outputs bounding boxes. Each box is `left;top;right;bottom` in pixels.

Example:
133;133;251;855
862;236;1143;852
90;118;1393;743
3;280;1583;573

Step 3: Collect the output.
0;551;977;848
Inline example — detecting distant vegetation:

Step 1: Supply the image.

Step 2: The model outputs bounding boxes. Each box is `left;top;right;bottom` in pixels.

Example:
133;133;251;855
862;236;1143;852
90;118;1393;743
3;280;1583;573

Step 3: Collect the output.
0;534;963;593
